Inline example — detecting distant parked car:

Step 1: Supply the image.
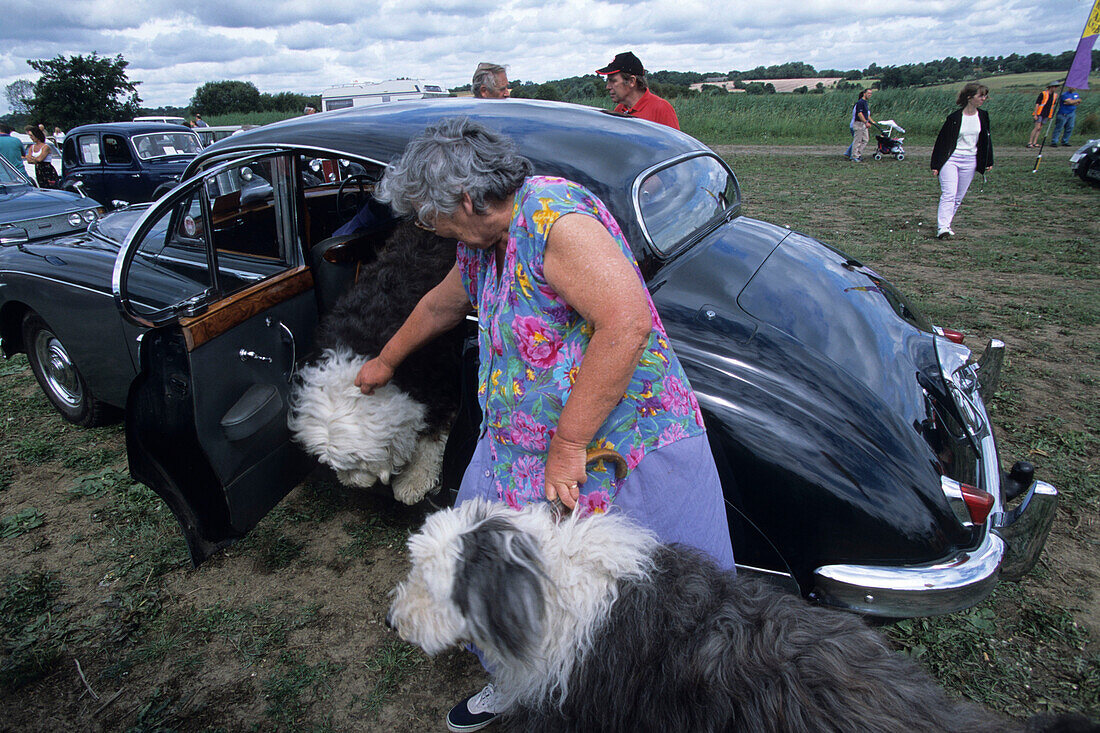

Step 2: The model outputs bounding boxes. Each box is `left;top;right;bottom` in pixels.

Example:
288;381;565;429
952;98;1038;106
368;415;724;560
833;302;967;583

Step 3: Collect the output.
59;123;202;208
194;124;246;147
0;154;102;246
1069;138;1100;185
133;115;187;126
12;132;62;183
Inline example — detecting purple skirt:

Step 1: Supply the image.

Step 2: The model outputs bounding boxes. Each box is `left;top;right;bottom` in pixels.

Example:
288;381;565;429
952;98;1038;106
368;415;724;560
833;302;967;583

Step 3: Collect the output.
456;432;735;571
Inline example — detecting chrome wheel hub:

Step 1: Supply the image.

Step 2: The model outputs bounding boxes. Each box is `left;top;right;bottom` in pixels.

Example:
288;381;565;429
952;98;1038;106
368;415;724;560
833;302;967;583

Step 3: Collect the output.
34;330;82;408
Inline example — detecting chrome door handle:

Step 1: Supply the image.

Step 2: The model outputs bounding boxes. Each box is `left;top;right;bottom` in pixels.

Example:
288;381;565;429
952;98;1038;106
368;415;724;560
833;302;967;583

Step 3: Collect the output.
239;349;272;363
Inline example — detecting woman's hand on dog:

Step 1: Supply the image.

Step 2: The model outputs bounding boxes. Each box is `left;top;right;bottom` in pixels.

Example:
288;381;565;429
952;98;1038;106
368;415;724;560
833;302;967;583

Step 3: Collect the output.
355;357;395;395
545;434;587;510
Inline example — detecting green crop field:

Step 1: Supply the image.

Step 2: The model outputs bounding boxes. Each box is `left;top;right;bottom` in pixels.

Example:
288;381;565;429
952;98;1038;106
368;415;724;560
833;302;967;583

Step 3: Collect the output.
207;72;1100;149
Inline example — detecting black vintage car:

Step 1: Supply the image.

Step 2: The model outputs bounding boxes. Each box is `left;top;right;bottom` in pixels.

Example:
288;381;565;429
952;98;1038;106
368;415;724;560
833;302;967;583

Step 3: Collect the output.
0;155;103;247
59;122;203;208
0;100;1057;618
1069;137;1100;185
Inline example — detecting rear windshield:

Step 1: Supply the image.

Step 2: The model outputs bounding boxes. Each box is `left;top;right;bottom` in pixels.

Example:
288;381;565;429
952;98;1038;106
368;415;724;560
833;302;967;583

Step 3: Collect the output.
132;132;202;160
635;153;740;256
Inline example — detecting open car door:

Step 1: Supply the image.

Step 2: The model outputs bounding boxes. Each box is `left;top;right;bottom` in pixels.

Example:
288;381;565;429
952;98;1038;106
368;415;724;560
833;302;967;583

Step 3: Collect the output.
113;152;318;564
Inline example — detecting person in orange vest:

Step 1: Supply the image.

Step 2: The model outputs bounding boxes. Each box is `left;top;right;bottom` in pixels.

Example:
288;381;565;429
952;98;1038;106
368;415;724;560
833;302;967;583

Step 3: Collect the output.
1027;82;1060;148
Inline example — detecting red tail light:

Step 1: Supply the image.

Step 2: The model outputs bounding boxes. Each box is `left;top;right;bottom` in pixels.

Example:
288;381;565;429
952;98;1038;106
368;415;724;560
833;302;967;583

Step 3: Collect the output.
941;328;965;344
959;483;995;524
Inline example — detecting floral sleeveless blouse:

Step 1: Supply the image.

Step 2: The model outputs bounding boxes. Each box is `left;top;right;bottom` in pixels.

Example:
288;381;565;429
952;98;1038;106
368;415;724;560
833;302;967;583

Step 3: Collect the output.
457;176;705;511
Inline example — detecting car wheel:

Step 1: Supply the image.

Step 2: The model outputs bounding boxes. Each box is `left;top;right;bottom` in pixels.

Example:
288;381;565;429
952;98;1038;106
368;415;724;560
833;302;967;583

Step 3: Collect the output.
873;153;882;160
896;153;905;161
152;183;175;200
21;313;113;427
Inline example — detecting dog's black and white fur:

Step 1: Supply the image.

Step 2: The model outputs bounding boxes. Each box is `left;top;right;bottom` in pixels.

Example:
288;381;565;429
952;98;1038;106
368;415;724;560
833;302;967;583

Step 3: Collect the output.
388;500;1094;733
288;223;463;503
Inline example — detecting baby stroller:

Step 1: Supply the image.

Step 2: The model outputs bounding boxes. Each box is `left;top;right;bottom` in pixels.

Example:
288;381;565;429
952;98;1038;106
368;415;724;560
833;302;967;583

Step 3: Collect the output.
872;120;906;160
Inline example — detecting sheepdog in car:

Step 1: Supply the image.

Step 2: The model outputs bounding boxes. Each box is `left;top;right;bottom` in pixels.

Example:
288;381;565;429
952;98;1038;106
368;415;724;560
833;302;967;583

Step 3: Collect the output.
288;222;463;504
387;499;1079;733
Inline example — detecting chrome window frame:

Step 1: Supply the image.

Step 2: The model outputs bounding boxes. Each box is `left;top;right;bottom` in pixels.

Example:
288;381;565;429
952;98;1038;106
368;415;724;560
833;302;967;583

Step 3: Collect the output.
630;150;741;258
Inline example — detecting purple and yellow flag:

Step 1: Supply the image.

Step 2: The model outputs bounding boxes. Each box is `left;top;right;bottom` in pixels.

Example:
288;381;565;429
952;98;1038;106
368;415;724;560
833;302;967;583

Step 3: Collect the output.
1066;0;1100;89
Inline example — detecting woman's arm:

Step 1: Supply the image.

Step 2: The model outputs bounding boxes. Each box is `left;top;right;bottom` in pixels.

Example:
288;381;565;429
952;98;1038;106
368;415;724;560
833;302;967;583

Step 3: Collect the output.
541;212;653;508
930;114;955;173
354;262;473;393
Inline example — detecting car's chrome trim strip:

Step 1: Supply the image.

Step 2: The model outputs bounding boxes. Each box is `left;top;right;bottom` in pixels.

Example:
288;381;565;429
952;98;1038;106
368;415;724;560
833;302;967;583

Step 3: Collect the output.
187;144;388;179
0;269;111;297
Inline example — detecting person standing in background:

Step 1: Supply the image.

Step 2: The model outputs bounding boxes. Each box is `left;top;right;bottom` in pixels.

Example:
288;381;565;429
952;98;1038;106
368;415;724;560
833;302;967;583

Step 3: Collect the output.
1049;86;1080;147
1027;82;1059;148
848;89;875;162
472;63;511;99
596;52;680;129
0;125;23;171
23;126;58;188
931;83;993;240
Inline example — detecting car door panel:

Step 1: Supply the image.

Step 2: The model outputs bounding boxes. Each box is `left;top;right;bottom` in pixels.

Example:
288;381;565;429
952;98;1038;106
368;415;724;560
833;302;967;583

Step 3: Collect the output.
117;152;317;564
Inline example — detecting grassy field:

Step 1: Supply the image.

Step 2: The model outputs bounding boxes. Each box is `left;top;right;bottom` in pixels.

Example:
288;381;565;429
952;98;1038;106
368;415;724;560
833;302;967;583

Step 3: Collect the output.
0;139;1097;729
645;85;1097;145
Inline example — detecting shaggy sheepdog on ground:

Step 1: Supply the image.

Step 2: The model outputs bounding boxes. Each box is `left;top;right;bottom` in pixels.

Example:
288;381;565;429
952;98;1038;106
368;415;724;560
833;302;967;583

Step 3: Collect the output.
288;222;464;503
388;500;1094;733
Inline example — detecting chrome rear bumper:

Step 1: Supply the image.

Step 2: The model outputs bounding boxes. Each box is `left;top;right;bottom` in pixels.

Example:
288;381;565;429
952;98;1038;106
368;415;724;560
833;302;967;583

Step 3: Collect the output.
811;478;1058;618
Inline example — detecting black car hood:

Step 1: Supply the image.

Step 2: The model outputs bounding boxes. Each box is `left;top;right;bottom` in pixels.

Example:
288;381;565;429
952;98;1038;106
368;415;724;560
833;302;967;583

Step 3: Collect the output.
0;184;92;224
653;216;937;437
651;217;961;574
736;227;934;409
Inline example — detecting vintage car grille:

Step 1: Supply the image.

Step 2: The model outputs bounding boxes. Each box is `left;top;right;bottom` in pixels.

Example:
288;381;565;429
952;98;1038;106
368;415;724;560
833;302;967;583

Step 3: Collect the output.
18;211;90;240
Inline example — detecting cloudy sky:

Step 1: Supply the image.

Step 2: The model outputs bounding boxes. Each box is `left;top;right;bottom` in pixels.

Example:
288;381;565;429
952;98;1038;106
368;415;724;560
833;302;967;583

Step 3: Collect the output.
2;0;1094;114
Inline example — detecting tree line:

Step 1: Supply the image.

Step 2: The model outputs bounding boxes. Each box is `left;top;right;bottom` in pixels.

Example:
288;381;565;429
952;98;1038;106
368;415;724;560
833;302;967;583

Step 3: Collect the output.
3;54;320;131
4;49;1097;131
505;50;1100;101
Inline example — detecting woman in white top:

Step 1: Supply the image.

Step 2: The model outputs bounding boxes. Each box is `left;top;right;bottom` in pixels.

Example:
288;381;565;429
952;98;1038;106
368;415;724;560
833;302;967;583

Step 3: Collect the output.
23;126;58;189
930;83;993;239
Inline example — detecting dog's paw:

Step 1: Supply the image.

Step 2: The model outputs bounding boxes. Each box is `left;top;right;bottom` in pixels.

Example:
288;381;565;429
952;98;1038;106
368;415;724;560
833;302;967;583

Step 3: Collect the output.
391;432;448;504
336;467;382;488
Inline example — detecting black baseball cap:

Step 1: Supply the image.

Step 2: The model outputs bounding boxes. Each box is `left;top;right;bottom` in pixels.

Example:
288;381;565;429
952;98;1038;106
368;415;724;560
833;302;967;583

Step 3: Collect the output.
596;51;645;77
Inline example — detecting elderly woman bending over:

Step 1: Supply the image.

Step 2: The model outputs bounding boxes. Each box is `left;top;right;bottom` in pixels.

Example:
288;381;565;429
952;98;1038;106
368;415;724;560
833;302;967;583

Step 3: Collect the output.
355;116;734;727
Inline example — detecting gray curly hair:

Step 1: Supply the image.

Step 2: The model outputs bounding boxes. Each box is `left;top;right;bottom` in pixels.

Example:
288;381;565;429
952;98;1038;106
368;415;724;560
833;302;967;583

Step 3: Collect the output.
472;62;507;98
375;117;533;225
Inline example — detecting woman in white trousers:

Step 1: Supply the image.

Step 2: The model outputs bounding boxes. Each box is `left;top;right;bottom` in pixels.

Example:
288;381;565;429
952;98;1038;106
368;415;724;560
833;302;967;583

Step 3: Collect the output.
930;83;993;239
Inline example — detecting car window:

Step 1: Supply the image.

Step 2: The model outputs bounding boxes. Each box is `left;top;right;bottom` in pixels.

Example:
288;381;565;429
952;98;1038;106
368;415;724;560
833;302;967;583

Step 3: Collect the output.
132;132;202;160
635;154;740;256
102;135;133;165
205;155;300;297
76;134;101;165
127;191;213;315
0;157;28;185
121;153;301;320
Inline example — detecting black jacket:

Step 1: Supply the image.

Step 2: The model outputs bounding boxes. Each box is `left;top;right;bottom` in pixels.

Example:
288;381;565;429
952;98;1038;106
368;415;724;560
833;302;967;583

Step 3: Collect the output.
931;108;993;173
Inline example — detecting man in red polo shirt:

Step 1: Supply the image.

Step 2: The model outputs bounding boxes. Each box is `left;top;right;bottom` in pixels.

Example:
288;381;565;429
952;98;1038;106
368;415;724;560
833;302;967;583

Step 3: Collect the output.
596;51;680;130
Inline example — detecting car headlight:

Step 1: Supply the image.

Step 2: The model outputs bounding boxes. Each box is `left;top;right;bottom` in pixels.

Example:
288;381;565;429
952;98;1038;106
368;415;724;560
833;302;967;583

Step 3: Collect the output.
81;209;97;222
68;213;83;227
